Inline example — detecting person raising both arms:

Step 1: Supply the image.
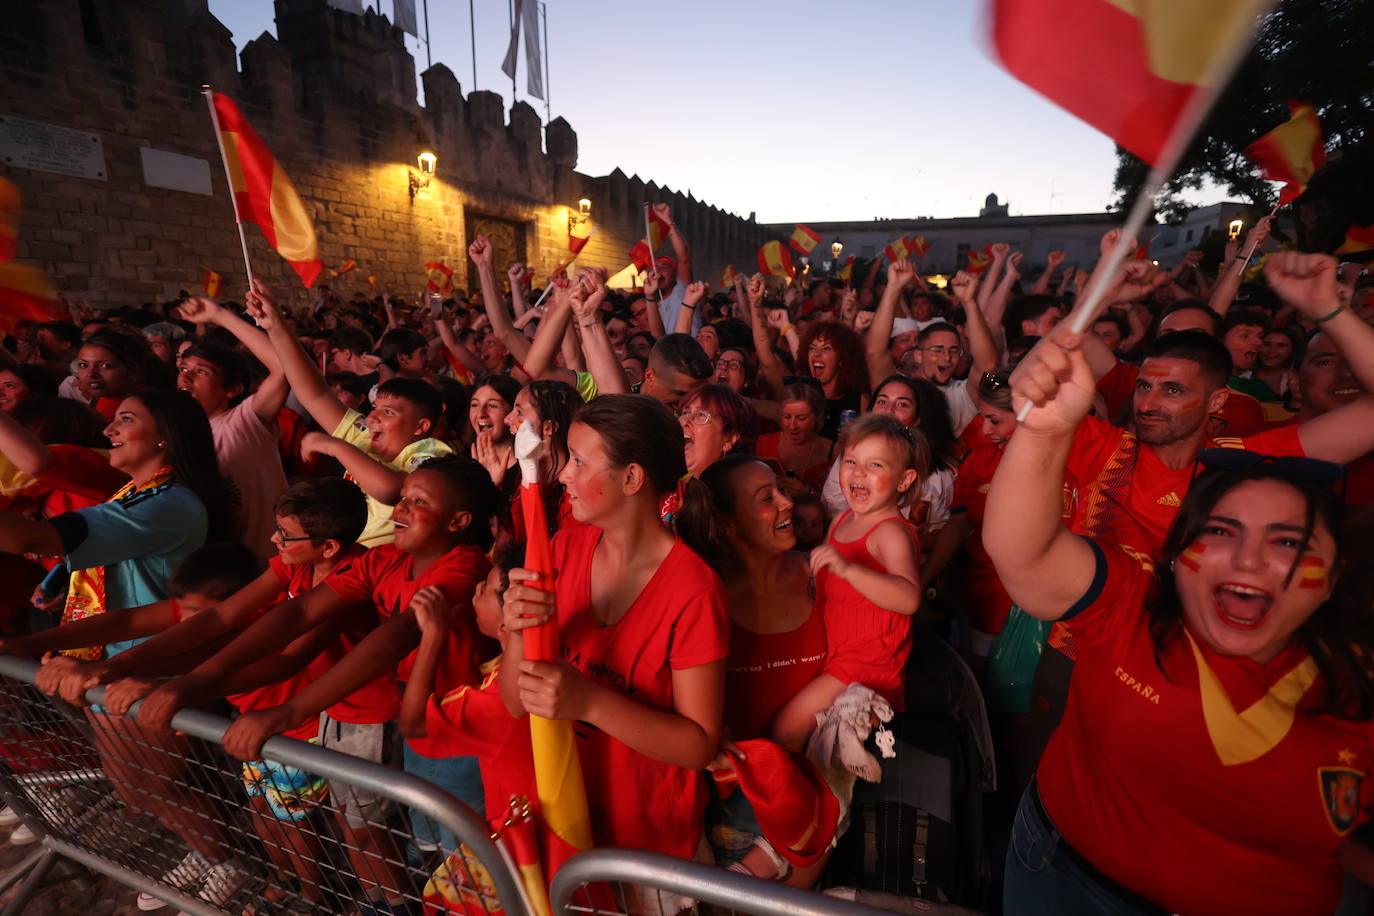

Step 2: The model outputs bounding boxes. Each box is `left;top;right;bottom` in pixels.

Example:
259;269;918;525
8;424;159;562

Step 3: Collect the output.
985;325;1374;916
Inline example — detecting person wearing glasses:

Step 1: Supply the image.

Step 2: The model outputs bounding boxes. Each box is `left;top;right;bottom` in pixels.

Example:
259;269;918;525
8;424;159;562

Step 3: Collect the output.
676;384;758;480
985;326;1370;916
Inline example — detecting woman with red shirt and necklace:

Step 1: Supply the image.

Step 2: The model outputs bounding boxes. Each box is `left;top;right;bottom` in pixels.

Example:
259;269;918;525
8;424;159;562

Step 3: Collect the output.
986;331;1374;916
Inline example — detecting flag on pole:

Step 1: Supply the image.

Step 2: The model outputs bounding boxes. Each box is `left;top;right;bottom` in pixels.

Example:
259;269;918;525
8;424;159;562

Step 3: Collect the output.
1336;224;1374;256
991;0;1271;166
1131;241;1150;261
628;241;654;272
209;92;324;288
757;241;795;279
366;274;378;290
203;269;222;298
0;262;58;335
966;247;993;274
836;256;855;282
331;258;358;278
517;435;593;880
788;224;821;256
722;265;736;288
568;220;595;255
425;260;454;293
501;0;545;100
1242;101;1326;205
645;207;671;253
0;179;19;263
392;0;418;36
884;237;910;263
907;235;930;258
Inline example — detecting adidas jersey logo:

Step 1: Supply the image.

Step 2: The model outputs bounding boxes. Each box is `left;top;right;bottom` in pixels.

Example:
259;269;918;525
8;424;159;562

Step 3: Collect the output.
1156;491;1181;507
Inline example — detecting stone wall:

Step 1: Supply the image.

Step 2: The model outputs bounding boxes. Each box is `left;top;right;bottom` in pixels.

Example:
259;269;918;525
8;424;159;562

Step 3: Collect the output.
1;0;776;307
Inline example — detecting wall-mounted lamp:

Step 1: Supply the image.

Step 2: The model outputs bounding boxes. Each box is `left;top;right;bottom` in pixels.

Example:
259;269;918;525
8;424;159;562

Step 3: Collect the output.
831;238;843;261
569;197;591;232
409;151;437;200
1228;218;1244;240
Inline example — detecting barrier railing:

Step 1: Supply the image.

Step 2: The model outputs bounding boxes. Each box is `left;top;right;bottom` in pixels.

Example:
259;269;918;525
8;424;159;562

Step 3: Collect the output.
550;849;918;916
0;654;527;916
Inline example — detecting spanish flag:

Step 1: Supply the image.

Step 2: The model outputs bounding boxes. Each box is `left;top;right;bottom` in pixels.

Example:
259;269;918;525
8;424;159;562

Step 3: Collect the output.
992;0;1270;166
722;264;736;288
967;247;993;275
425;260;454;293
331;258;357;278
884;238;910;263
789;224;821;256
203;269;222;298
568;219;594;255
0;262;58;334
757;241;795;279
1336;224;1374;256
645;206;671;252
0;179;19;264
907;235;930;258
628;241;654;272
1242;102;1326;205
519;472;592;878
836;256;855;282
209;91;324;288
1297;555;1327;590
366;274;378;290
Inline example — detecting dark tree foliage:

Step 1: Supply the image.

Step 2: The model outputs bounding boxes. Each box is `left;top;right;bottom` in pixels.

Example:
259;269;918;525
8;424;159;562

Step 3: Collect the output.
1111;0;1374;248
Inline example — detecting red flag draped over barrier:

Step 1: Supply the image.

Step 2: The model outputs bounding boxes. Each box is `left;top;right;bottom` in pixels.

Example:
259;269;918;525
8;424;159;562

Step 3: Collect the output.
209;92;324;288
1243;101;1326;204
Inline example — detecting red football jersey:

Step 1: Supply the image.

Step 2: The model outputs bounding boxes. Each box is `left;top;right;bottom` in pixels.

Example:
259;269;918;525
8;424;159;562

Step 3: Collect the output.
1038;541;1374;915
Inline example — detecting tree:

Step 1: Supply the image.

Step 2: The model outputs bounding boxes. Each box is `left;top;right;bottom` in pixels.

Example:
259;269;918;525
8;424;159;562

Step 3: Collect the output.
1111;0;1374;247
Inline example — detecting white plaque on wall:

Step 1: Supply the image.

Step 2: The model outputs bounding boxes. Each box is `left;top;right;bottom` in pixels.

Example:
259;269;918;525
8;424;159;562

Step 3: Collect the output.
0;114;107;181
140;147;212;196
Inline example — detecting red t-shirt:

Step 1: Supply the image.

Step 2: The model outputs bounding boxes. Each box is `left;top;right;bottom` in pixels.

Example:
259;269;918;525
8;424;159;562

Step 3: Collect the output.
552;525;728;858
1066;415;1305;556
509;486;585;543
326;543;492;695
1038;540;1374;915
725;608;826;740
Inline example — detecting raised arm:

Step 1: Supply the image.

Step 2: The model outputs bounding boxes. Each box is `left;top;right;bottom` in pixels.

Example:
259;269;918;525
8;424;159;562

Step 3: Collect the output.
1208;217;1272;318
641;270;667;340
952;269;1001;380
434;314;484;375
984;330;1099;618
866;260;914;389
248;283;346;433
570;272;629;395
181;293;287;426
746;276;786;394
655;203;692;284
977;244;1009;311
523;281;577;383
675;282;707;335
1031;249;1066;296
469;237;532;365
0;410;54;477
299;431;405;503
507;262;530;319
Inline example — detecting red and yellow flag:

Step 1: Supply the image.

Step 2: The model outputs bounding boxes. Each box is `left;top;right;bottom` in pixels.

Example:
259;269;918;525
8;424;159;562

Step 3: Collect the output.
836;256;856;282
907;235;930;258
967;247;993;274
1131;241;1150;261
366;274;378;290
789;224;821;256
568;219;595;255
757;241;795;279
425;260;454;293
722;264;736;288
645;207;671;252
1336;224;1374;256
1243;101;1326;205
0;262;58;335
210;92;324;288
992;0;1269;166
331;258;357;278
628;241;654;272
884;237;910;263
203;269;222;298
519;480;593;878
0;179;19;264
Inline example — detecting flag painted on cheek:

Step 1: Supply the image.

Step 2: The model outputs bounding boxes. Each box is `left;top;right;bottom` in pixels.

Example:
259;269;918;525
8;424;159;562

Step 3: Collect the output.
1297;555;1327;590
1178;541;1206;571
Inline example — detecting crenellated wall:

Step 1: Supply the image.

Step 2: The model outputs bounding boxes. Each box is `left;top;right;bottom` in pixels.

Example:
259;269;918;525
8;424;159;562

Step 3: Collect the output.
0;0;777;307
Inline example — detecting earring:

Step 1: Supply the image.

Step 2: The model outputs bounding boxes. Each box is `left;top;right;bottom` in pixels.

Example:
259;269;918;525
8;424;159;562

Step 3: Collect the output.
157;441;166;448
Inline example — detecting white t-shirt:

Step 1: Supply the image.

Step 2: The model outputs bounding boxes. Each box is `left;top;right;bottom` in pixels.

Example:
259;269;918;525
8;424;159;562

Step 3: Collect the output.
211;399;288;558
657;280;702;336
939;378;978;436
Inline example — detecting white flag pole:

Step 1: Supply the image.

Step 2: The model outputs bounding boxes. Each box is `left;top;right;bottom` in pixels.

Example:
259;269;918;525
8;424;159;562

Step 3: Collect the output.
202;86;256;294
1238;201;1283;272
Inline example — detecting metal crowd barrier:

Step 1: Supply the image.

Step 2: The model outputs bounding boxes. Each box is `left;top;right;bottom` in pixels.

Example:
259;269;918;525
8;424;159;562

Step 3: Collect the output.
0;654;526;916
550;849;916;916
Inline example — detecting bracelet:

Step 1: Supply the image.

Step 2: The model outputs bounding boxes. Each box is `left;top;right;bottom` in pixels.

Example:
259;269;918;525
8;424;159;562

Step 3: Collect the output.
578;320;600;329
1314;304;1346;324
683;303;697;310
780;325;795;335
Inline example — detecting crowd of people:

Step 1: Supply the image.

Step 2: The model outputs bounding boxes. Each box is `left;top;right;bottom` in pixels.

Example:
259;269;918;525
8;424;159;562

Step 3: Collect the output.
0;201;1371;914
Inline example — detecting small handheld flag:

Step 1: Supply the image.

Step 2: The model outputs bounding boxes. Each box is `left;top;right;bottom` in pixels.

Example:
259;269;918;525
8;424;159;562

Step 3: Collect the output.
1242;101;1326;205
789;224;821;256
425;261;454;293
203;269;222;298
757;241;795;279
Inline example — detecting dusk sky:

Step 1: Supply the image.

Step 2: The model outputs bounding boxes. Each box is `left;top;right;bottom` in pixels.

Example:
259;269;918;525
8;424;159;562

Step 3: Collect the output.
208;0;1232;224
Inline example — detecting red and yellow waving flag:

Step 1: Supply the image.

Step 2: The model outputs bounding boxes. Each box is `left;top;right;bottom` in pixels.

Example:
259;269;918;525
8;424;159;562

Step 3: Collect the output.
757;241;795;279
203;269;222;298
208;91;324;288
836;255;856;282
0;179;19;263
966;246;993;274
1243;101;1326;205
628;241;654;272
884;237;910;263
788;224;821;256
1336;224;1374;257
721;264;737;288
425;260;454;293
568;219;595;255
645;206;671;252
366;274;378;290
992;0;1269;166
907;235;930;258
518;445;593;880
0;262;58;335
331;258;358;278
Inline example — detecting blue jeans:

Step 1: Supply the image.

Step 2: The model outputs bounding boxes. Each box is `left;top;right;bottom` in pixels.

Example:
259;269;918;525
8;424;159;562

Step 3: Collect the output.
1004;783;1165;916
401;742;483;851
